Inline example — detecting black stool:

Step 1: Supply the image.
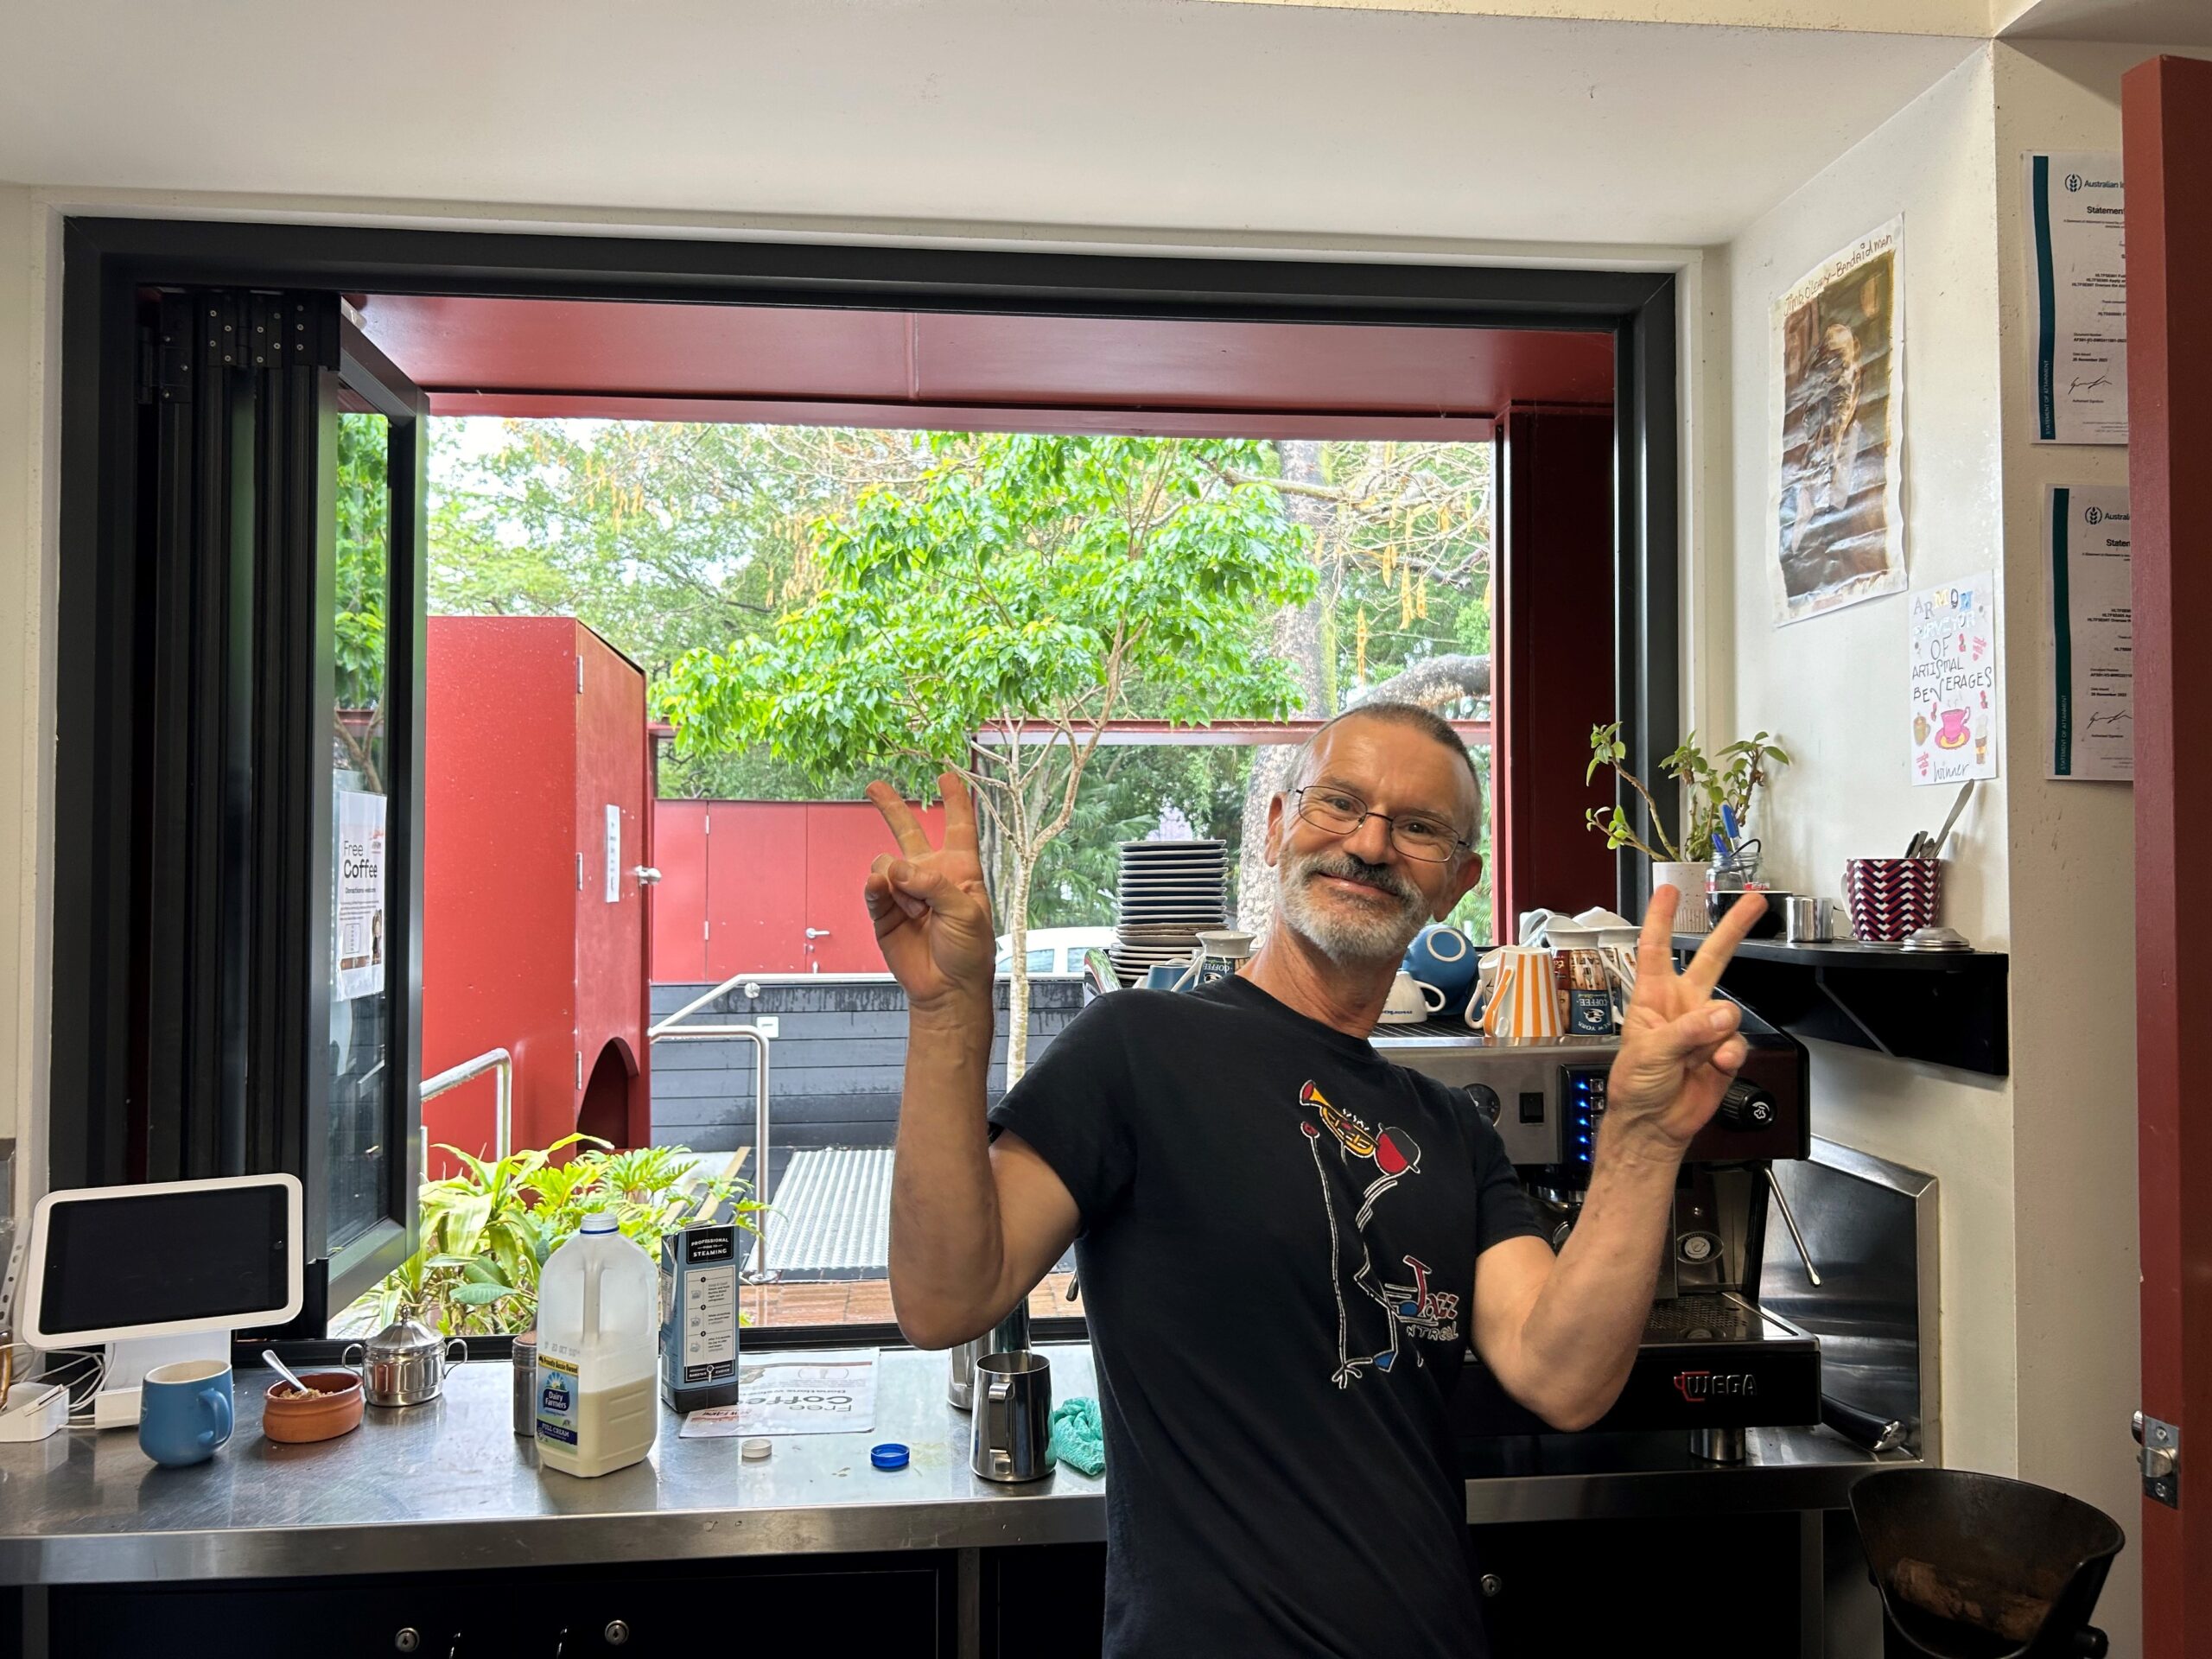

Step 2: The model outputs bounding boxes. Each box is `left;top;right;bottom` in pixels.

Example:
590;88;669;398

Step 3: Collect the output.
1850;1468;2125;1658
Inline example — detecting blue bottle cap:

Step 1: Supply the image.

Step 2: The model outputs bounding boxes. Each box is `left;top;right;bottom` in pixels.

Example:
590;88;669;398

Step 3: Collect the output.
870;1441;910;1470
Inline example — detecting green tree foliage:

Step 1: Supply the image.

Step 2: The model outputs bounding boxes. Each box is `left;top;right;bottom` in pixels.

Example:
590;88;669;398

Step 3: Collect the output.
658;431;1318;1074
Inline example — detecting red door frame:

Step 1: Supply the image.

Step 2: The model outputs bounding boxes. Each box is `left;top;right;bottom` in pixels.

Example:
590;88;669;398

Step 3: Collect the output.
1491;407;1621;935
2125;53;2212;1656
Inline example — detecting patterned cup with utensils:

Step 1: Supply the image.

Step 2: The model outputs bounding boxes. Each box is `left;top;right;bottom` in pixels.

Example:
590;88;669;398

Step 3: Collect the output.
1843;857;1942;943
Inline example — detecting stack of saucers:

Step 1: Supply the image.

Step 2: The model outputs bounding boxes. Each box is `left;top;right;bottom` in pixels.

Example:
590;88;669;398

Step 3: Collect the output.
1109;839;1229;986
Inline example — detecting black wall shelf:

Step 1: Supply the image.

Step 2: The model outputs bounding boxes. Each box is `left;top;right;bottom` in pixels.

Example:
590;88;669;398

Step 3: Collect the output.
1672;936;2010;1077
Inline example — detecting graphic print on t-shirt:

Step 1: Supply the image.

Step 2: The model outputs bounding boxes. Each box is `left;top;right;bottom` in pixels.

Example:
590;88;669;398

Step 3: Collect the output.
1298;1079;1464;1388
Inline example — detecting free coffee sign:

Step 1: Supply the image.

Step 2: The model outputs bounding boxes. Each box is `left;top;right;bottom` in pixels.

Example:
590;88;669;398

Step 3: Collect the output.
1909;575;2001;788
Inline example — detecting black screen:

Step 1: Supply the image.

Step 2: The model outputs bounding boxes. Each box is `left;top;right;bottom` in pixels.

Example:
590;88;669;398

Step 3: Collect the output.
38;1185;291;1336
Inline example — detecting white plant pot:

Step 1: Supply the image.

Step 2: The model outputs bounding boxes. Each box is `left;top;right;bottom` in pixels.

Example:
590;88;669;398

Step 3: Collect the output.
1651;861;1710;929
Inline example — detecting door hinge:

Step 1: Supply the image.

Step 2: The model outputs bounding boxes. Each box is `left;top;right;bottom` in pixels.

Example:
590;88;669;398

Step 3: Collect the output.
246;292;339;371
576;853;584;891
575;1052;584;1089
703;920;710;941
148;296;198;404
2135;1412;2180;1509
576;658;584;695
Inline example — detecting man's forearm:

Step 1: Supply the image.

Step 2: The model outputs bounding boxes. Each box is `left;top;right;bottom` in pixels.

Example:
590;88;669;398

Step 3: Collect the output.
885;997;1002;1347
1514;1132;1682;1428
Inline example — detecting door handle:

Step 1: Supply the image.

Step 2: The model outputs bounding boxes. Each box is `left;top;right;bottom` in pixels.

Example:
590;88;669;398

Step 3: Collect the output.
804;927;831;939
632;866;662;885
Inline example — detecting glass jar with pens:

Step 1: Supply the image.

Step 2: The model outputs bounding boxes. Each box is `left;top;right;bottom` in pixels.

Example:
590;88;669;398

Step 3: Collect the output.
1705;803;1763;930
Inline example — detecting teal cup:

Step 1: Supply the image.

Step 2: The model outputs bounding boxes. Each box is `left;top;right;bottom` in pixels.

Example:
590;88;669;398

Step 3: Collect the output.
138;1359;235;1468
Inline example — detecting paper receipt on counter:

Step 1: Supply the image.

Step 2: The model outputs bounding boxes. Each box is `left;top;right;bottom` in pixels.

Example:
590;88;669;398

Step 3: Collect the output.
679;1352;880;1438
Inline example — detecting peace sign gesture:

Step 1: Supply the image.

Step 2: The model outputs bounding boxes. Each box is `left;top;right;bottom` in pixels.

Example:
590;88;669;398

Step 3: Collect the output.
864;773;997;1016
1604;886;1769;1154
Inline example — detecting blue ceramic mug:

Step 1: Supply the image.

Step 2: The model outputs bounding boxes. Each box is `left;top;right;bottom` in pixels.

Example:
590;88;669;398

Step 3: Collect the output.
1403;924;1479;1004
138;1358;234;1468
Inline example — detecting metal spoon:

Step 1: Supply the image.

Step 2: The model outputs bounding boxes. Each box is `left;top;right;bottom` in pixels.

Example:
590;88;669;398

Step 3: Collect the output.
1925;779;1976;859
263;1348;312;1394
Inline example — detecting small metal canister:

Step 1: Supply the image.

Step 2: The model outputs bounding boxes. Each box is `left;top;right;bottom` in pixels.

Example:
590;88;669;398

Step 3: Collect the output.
512;1330;539;1436
342;1306;467;1408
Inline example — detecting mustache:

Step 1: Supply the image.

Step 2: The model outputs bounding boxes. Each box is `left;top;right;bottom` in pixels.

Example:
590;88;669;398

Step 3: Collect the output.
1296;850;1421;908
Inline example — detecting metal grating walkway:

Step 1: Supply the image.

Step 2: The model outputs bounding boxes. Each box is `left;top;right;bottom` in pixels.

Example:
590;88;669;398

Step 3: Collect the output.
753;1147;895;1281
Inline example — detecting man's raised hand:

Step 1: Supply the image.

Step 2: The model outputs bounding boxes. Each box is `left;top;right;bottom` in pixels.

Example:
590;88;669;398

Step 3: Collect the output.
863;773;996;1017
1601;885;1767;1154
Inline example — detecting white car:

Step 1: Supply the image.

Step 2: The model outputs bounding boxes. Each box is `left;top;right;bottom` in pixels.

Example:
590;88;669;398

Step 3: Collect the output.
995;925;1116;976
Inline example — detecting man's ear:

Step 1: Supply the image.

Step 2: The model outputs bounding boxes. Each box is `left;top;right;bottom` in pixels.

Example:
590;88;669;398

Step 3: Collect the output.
1264;793;1287;868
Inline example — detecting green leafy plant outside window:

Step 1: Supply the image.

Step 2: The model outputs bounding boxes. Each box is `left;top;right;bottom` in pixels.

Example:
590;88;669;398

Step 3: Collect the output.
346;1136;761;1338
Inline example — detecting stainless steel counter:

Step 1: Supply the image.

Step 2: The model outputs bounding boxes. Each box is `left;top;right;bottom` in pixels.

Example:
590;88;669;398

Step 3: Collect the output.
0;1344;1910;1586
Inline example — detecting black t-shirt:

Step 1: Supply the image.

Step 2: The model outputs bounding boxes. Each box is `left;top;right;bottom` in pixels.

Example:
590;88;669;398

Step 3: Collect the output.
988;975;1544;1657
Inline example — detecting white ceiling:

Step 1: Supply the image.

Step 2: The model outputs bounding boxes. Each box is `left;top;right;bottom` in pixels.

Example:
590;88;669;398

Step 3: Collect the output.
0;0;1980;248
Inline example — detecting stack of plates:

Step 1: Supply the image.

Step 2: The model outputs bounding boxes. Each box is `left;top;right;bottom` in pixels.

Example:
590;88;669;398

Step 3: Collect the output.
1109;839;1229;985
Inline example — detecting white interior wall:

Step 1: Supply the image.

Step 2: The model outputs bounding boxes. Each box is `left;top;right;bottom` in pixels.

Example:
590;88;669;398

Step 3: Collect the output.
1719;48;2020;1471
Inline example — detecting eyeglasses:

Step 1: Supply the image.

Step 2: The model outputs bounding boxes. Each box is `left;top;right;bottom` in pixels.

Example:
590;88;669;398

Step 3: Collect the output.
1293;785;1470;864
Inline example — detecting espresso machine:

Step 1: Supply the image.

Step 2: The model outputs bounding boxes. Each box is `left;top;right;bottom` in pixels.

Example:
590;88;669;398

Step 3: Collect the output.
1372;1001;1821;1462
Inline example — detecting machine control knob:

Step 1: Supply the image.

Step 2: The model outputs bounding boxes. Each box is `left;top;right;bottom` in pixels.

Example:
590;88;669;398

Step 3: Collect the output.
1465;1084;1503;1126
1717;1080;1777;1130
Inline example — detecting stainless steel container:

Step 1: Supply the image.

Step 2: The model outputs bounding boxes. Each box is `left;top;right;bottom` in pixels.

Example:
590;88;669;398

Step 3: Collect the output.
970;1350;1055;1484
1783;895;1833;944
512;1330;538;1436
343;1307;467;1408
949;1301;1031;1411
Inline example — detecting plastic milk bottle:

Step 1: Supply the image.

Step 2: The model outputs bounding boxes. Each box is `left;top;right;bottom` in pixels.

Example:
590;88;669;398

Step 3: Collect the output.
535;1211;659;1478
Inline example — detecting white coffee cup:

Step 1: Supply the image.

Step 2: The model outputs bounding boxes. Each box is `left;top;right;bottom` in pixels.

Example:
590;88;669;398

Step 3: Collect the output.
1379;969;1440;1023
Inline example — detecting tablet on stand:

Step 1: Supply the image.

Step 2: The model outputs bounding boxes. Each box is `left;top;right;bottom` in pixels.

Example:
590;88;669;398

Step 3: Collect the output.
7;1173;303;1437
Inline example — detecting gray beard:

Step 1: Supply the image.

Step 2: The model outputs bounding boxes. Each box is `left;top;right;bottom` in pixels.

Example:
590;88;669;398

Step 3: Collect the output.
1274;846;1430;966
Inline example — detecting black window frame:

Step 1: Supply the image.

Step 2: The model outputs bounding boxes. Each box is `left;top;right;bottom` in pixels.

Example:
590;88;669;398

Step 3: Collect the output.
50;216;1679;1351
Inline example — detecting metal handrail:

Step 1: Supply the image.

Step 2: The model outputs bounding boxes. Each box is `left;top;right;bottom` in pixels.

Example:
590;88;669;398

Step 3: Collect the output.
648;1015;773;1322
418;1047;512;1187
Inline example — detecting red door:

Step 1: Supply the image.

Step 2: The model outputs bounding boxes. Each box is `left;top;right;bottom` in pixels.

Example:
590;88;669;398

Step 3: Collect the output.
652;800;709;982
2125;54;2212;1657
705;803;811;976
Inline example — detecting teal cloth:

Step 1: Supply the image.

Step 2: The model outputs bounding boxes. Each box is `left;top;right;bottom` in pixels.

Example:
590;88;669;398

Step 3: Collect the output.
1049;1395;1105;1477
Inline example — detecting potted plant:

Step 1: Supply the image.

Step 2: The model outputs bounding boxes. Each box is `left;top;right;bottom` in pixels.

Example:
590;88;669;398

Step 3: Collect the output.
1584;721;1791;906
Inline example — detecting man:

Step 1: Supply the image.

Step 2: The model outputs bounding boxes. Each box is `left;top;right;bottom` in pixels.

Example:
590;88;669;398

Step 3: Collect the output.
864;702;1763;1656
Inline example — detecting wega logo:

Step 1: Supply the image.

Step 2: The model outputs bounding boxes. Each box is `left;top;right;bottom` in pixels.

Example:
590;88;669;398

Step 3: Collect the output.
1672;1369;1758;1403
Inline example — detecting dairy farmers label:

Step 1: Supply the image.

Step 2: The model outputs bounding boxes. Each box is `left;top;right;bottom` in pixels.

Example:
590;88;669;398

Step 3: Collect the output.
535;1353;581;1447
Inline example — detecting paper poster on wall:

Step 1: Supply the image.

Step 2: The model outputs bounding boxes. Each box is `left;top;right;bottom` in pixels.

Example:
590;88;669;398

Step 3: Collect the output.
2043;485;2133;781
1770;218;1908;626
2024;152;2126;445
1909;576;2000;786
334;788;387;1001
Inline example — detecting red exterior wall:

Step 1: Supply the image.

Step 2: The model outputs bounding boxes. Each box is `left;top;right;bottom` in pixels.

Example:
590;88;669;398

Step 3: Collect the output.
423;617;651;1172
652;799;945;978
